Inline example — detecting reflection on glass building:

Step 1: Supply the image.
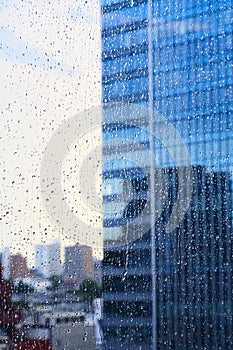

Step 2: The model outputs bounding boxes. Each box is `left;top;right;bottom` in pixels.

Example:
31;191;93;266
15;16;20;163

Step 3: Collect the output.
101;0;233;349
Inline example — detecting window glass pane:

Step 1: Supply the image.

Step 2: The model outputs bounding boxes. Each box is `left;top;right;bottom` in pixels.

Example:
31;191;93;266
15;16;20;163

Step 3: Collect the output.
1;0;233;349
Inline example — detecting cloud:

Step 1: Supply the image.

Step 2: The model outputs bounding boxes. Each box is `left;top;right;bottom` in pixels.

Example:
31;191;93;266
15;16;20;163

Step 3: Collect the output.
68;6;99;24
0;26;79;75
0;0;101;77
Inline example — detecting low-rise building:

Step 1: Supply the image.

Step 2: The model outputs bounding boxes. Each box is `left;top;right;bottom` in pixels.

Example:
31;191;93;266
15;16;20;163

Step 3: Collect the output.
16;310;97;350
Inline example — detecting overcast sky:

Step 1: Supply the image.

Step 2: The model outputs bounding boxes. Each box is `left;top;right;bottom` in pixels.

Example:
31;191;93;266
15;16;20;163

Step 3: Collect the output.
0;0;102;267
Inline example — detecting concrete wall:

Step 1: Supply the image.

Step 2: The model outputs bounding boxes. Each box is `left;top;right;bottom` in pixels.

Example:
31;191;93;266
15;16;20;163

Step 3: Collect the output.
52;322;96;350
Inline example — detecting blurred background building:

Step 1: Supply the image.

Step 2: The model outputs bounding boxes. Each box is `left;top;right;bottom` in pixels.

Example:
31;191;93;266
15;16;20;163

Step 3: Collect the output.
35;240;62;278
2;248;10;281
10;254;28;280
64;244;94;286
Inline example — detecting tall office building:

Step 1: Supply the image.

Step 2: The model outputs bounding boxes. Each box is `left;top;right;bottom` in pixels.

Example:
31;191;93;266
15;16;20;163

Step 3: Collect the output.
35;240;62;278
101;0;233;349
64;244;94;286
102;0;232;169
102;166;232;349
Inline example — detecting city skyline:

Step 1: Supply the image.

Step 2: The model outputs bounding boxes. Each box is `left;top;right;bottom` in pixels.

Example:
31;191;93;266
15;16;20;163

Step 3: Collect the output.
0;240;99;273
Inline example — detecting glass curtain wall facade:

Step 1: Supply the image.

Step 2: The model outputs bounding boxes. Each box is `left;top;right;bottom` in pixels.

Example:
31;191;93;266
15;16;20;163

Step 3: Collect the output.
101;0;233;349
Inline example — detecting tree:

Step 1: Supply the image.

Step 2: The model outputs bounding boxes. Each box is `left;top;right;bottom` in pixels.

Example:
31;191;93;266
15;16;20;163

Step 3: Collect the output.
14;299;29;310
13;280;34;294
78;279;102;303
48;275;63;291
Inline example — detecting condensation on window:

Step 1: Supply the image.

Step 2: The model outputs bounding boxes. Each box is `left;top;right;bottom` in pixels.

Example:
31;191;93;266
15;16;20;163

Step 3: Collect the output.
1;0;233;350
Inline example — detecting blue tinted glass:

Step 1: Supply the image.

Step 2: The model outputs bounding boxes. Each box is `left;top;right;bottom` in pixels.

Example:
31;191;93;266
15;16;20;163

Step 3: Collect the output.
101;0;233;349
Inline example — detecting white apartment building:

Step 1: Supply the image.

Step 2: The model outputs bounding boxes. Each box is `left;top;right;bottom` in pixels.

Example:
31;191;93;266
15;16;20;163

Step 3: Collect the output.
35;240;62;278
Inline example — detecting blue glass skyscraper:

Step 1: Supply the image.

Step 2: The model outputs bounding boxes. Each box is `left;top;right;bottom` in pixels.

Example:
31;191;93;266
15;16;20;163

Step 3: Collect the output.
102;0;233;170
101;0;233;349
